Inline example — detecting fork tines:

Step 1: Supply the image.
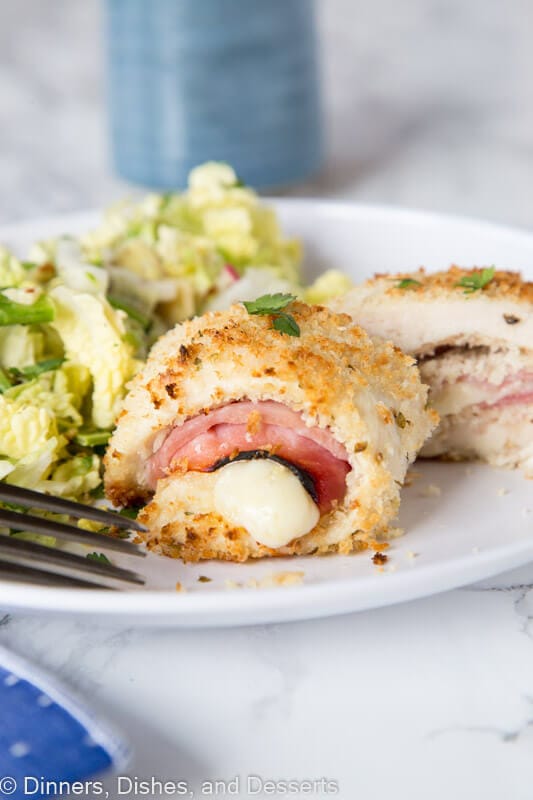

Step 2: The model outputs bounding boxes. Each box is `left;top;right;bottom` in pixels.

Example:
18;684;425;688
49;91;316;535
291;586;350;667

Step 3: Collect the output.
0;484;148;588
0;507;145;558
0;483;147;533
0;534;144;587
0;560;116;590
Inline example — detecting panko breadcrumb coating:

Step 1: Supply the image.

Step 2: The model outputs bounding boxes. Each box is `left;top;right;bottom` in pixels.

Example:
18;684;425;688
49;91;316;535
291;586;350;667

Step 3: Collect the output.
331;266;533;474
105;301;438;561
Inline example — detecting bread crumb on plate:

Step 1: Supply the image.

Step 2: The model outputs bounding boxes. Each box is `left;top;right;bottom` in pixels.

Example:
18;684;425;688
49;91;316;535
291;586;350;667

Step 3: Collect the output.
225;571;305;590
403;470;422;487
420;484;442;497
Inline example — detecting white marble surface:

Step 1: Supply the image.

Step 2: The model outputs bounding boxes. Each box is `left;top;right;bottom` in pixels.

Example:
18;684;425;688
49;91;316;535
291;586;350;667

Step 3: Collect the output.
1;1;533;798
2;569;533;800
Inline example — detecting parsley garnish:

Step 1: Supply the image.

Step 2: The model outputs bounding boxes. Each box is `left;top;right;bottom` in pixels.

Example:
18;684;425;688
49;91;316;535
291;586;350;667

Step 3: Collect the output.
273;313;300;337
396;278;421;290
9;358;64;381
243;293;300;337
394;411;410;429
456;267;495;294
86;552;111;565
117;507;140;520
244;293;296;314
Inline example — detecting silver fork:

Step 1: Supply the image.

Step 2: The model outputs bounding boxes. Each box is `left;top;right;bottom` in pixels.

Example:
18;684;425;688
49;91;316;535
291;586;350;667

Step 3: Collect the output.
0;484;146;590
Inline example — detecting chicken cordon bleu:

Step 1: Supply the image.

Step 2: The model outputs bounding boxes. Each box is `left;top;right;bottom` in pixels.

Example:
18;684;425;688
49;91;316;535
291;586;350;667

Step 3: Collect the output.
104;300;437;561
331;267;533;474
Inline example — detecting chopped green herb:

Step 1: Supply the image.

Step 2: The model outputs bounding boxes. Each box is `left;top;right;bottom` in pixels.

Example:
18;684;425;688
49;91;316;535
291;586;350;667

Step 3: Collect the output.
21;261;37;271
0;367;12;393
272;313;300;337
233;177;246;188
86;552;111;564
243;293;300;337
117;507;140;520
91;526;111;536
74;429;112;447
243;293;296;314
198;575;212;583
0;294;55;326
394;411;410;429
9;358;64;380
456;267;495;294
396;278;422;290
108;296;151;330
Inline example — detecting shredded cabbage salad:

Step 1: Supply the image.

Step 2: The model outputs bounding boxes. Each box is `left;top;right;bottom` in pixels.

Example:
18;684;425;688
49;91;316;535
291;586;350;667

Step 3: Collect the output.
0;162;350;508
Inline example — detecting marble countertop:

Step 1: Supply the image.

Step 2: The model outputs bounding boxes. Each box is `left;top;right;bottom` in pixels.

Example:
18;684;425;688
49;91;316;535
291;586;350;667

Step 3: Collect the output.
1;1;533;798
2;567;533;799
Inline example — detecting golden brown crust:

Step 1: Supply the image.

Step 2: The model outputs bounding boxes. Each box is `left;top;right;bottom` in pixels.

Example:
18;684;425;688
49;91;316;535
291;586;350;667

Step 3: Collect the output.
331;266;533;477
135;466;400;561
105;300;437;561
105;484;150;509
140;502;374;562
105;301;431;497
372;266;533;304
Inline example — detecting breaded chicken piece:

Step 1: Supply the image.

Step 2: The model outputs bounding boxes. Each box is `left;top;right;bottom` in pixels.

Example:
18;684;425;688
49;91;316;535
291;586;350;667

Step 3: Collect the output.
105;301;437;561
331;267;533;474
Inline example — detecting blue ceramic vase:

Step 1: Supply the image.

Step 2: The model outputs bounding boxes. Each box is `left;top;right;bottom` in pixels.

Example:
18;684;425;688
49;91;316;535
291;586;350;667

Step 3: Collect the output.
104;0;323;190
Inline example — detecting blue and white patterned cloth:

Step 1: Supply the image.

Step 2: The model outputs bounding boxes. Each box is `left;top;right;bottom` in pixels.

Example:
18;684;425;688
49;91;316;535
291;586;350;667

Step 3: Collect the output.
0;647;128;799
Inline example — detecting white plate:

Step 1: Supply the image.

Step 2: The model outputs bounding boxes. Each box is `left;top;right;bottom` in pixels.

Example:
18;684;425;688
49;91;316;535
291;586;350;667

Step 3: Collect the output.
0;201;532;627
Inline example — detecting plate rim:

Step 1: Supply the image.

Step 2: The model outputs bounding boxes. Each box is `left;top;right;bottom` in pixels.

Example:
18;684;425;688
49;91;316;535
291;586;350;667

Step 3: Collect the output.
0;535;532;624
2;197;533;247
0;199;532;625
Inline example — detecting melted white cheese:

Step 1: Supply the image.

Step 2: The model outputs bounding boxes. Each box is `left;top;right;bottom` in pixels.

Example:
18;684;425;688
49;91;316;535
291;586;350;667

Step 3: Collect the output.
213;460;319;548
431;381;493;415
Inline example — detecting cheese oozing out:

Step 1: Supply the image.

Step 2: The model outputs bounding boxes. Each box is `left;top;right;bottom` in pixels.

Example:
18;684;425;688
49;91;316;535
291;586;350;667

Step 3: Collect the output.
213;459;320;548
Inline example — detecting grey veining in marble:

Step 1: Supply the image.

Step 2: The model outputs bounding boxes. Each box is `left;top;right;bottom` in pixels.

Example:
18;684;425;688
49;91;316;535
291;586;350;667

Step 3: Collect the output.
2;573;533;799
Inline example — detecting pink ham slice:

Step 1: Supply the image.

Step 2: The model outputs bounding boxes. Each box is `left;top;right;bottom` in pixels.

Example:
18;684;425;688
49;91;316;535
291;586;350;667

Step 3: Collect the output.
458;371;533;409
492;391;533;407
147;400;351;513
